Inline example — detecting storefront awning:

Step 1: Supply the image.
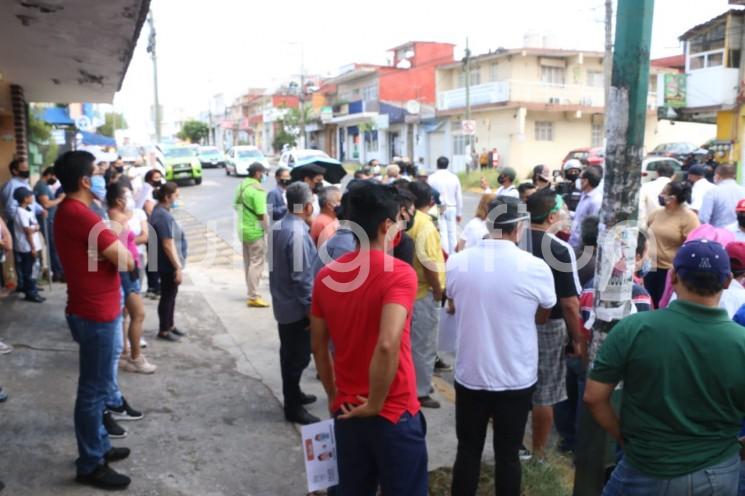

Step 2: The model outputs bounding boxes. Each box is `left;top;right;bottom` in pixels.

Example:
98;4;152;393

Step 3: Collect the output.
79;130;116;147
39;107;74;126
329;112;378;125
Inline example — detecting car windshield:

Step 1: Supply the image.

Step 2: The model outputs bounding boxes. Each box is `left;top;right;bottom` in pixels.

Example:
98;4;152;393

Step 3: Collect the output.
199;148;219;156
238;150;262;159
670;143;693;154
163;147;195;158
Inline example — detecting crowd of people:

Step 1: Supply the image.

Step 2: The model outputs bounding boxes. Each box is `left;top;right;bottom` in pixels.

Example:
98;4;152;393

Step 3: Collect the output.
6;144;745;494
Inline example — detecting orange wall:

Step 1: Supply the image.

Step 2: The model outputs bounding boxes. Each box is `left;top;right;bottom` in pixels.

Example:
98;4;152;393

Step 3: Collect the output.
272;95;299;108
381;42;454;104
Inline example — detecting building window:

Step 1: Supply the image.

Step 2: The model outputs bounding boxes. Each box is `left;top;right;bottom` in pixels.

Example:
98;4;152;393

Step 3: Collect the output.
490;63;499;81
689;50;725;70
362;85;378;101
364;130;378;152
591;122;604;147
541;66;566;85
690;22;725;55
587;71;604;87
535;121;554;141
708;51;723;67
458;69;481;88
452;134;467;155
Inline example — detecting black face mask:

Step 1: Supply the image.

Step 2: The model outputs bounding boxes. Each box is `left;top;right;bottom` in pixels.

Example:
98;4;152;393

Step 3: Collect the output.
279;179;292;187
115;166;124;173
497;175;506;185
46;178;57;186
313;182;323;195
333;205;343;217
565;171;580;182
738;214;745;229
18;170;30;179
404;210;416;231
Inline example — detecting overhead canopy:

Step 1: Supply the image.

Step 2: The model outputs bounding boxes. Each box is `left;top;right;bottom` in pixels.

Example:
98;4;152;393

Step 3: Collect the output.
79;130;116;147
0;0;150;103
39;106;74;126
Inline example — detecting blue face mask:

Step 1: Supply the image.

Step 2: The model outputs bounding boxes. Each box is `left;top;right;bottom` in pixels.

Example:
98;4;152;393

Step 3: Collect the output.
638;258;652;278
90;175;106;201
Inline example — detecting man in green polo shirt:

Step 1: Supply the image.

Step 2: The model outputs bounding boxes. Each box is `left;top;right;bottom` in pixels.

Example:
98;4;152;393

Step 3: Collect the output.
234;162;270;308
585;239;745;494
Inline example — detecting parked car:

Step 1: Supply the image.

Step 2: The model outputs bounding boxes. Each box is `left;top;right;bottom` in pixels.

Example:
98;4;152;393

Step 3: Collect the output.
198;146;225;168
561;147;605;170
648;142;708;164
641;156;684;183
278;149;334;169
225;146;270;176
161;145;203;185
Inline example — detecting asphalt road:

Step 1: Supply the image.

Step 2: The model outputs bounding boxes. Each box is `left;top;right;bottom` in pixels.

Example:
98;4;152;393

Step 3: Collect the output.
179;167;481;249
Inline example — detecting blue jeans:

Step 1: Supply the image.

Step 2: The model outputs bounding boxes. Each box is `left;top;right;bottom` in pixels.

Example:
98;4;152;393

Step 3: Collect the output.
16;251;37;297
67;314;120;474
603;454;740;496
331;411;428;495
106;312;124;409
554;355;587;453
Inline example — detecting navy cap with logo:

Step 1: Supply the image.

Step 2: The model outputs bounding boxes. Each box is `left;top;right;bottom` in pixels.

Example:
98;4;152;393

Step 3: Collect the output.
673;239;731;283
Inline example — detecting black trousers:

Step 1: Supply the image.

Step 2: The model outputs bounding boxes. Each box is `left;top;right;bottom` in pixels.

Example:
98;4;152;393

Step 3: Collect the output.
452;381;535;496
644;268;668;308
146;262;161;293
158;273;178;332
17;251;36;297
277;317;311;412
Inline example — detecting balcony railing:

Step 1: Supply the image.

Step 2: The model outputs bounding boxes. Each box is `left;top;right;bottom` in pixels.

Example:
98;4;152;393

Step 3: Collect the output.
437;80;657;111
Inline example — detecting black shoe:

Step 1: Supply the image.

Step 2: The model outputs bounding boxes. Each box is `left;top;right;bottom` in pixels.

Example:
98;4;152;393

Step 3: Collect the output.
107;397;143;421
105;447;131;463
157;332;180;342
300;392;317;405
0;387;7;402
285;407;320;425
103;411;127;439
418;395;441;409
170;328;187;337
76;464;131;490
23;294;45;303
0;480;4;492
434;356;453;373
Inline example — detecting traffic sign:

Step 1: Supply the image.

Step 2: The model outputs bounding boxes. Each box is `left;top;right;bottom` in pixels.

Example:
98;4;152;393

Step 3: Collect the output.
75;115;93;131
461;120;476;136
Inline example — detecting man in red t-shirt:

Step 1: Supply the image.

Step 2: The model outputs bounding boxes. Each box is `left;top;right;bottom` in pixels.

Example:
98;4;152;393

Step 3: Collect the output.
53;151;135;490
311;182;427;495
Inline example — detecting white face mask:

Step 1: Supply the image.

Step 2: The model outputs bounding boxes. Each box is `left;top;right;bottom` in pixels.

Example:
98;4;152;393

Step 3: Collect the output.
125;194;136;211
575;178;582;191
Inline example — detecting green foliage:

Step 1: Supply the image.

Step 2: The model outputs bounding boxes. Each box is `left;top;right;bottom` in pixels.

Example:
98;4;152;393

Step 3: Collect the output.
28;111;52;144
43;141;59;166
177;119;209;144
272;129;296;152
97;112;128;137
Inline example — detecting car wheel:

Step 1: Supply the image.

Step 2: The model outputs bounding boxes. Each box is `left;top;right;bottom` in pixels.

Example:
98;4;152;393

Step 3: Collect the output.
225;167;230;176
195;177;202;185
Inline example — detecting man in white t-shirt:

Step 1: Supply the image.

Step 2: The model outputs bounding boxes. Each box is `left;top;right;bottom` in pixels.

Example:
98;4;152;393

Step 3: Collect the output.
638;161;673;227
13;187;44;302
446;196;556;495
688;164;715;213
428;156;463;254
495;167;519;198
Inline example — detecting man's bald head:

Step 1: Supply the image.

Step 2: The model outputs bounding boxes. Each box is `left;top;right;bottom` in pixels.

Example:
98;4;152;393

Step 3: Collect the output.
716;163;737;180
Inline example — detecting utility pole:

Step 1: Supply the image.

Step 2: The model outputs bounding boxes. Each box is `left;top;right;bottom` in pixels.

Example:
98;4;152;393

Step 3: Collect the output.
464;37;472;172
573;0;655;494
604;0;613;109
147;11;162;143
299;44;306;149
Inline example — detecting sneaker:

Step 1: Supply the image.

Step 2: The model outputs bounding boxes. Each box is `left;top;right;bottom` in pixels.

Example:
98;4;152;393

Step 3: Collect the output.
300;392;317;405
23;294;45;303
139;337;148;349
76;464;131;490
285;407;320;425
103;411;127;439
434;356;453;373
0;341;12;355
519;445;533;462
123;355;157;374
170;328;187;337
247;297;270;308
0;387;7;403
107;397;143;421
105;447;131;463
157;331;180;343
418;395;441;409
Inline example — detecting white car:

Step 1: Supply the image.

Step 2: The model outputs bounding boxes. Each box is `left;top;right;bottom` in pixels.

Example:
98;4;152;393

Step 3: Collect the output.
277;149;333;169
641;156;684;183
225;146;271;176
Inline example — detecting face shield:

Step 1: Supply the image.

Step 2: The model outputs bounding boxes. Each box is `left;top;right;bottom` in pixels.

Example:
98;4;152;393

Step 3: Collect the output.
484;202;533;253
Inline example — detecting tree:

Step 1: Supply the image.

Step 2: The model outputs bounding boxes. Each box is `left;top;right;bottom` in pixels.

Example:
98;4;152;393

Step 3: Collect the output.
97;112;128;137
177;119;209;144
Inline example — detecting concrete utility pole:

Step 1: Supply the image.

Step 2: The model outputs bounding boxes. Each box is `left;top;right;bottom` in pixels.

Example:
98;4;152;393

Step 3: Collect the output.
573;0;655;494
147;11;162;143
299;44;306;149
604;0;614;108
464;37;472;171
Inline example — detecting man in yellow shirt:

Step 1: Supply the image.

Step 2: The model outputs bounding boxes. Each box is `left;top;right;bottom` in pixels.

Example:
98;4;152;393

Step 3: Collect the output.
407;181;445;408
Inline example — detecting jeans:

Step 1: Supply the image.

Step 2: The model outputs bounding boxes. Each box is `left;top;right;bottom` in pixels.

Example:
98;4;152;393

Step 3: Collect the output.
411;294;440;397
439;206;458;255
452;381;535;496
554;355;587;453
66;314;119;474
7;219;24;290
158;272;178;332
603;454;740;496
277;317;311;411
333;411;428;496
106;312;124;409
16;251;36;297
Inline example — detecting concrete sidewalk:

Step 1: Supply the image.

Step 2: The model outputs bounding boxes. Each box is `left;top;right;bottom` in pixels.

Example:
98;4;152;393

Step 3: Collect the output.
0;277;305;495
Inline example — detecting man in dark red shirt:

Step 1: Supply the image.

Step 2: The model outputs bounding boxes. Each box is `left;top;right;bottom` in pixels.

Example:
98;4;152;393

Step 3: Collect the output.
54;151;135;490
311;183;427;495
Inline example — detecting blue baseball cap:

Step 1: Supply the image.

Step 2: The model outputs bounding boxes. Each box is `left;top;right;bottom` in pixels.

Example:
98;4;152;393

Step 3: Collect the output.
687;164;707;177
673;239;731;283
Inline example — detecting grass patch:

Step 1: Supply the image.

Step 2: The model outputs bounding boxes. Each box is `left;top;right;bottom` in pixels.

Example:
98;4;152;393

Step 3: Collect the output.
428;453;574;496
457;169;500;191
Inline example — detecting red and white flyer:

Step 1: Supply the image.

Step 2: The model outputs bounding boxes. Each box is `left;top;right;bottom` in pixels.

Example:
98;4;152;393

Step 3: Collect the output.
301;418;338;492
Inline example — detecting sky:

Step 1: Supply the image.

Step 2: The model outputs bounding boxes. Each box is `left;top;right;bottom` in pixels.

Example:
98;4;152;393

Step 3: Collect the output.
114;0;732;140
